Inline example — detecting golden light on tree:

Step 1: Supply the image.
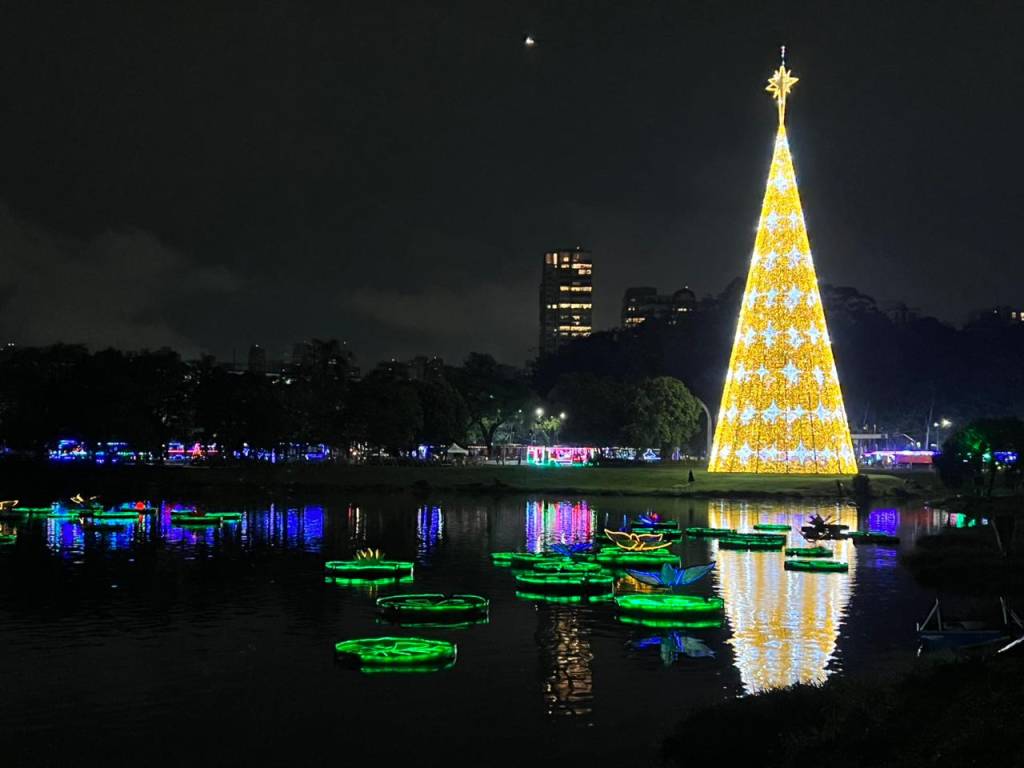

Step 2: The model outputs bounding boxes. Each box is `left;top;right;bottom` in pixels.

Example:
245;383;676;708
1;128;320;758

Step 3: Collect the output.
709;56;856;474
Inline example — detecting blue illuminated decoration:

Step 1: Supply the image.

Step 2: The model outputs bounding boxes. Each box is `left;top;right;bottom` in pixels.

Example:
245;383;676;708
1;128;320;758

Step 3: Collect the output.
633;632;715;664
233;442;333;464
626;562;716;591
866;508;900;537
417;506;444;559
550;542;593;557
48;439;91;463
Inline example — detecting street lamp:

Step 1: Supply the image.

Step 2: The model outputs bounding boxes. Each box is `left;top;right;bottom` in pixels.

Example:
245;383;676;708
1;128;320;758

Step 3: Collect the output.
559;412;567;420
535;407;544;418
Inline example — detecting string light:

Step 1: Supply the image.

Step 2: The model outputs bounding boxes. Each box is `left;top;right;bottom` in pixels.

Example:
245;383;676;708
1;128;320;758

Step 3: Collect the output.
709;55;856;475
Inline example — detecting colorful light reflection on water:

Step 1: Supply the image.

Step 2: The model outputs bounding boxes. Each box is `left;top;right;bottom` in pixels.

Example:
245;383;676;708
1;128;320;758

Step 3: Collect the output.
525;500;594;552
709;500;858;693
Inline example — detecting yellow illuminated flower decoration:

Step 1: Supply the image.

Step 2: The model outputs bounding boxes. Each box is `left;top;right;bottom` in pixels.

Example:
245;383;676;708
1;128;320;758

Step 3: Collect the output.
354;547;385;561
709;59;856;475
604;529;673;552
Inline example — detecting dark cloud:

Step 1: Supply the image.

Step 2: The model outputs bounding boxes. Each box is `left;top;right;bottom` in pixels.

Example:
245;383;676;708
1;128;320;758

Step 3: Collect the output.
0;206;240;355
1;1;1022;366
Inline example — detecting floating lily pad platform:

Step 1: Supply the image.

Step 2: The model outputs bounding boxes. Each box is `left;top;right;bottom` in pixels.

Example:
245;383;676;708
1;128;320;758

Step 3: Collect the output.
630;520;680;531
0;533;16;544
616;614;724;630
508;552;571;570
685;527;736;538
784;546;834;558
514;571;614;596
753;523;791;532
784;558;849;573
334;637;456;673
171;510;243;522
376;593;488;622
717;534;785;551
325;560;415;580
87;509;144;520
594;549;680;568
615;594;725;617
532;560;603;574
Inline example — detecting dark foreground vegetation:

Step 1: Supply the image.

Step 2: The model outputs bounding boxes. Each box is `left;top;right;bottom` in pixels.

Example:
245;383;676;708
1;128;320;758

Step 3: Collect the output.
663;655;1024;767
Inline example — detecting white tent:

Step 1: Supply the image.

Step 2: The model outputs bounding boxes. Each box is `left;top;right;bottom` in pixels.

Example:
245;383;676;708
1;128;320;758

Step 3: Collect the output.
446;443;469;455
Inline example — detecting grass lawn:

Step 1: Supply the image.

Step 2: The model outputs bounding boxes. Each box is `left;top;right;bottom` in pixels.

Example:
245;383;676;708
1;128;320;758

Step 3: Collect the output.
9;461;936;501
263;463;928;499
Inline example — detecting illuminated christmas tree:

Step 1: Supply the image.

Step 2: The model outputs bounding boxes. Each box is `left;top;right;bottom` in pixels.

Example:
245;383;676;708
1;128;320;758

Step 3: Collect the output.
709;54;856;474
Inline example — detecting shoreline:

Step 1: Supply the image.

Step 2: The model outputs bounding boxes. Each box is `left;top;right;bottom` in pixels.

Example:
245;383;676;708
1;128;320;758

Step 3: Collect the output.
0;461;932;503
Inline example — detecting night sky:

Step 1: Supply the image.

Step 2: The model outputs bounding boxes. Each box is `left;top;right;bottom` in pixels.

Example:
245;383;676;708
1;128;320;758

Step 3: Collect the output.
1;1;1022;366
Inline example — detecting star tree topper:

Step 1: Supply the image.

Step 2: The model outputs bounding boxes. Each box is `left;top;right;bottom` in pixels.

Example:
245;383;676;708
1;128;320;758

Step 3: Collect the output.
766;45;799;124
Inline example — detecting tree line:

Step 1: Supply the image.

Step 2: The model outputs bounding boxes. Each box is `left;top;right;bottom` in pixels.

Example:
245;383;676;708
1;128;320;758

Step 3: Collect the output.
0;342;701;459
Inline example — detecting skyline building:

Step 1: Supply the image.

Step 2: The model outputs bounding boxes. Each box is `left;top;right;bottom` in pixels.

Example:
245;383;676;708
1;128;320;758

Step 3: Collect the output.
621;286;696;328
539;247;593;355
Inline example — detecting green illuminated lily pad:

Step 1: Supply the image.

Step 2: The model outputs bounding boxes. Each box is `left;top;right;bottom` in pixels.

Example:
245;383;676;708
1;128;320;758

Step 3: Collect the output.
785;546;834;558
0;533;16;544
616;614;724;630
718;534;785;551
685;527;736;538
753;523;791;532
532;560;603;574
615;594;724;616
514;571;614;596
334;636;456;672
376;593;488;621
325;560;414;579
508;552;571;569
594;549;679;568
630;520;680;530
785;558;849;573
490;552;516;565
515;591;614;605
89;509;143;519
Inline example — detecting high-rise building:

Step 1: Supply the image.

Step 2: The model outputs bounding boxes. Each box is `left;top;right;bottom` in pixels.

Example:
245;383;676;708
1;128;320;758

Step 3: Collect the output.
621;286;696;327
539;247;593;355
247;344;268;374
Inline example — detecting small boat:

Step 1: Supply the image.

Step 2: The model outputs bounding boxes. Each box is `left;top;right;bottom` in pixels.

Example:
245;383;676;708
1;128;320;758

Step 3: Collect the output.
916;599;1011;654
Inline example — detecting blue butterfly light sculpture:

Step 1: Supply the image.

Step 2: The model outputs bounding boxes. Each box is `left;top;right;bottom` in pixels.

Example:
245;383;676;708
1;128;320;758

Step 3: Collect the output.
626;561;715;592
550;542;594;557
636;513;661;526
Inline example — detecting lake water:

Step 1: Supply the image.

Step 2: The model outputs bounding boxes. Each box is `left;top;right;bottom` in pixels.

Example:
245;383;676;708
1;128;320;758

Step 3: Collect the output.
0;494;953;766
